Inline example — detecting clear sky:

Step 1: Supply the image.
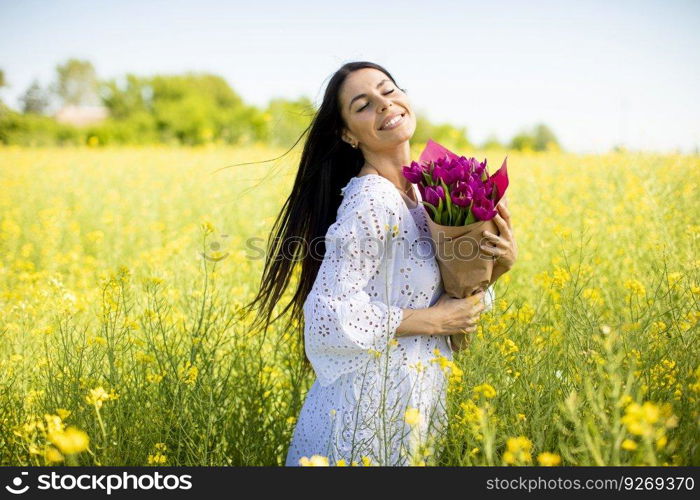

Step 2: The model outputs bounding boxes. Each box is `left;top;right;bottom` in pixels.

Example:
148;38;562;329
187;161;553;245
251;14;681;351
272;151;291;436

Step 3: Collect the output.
1;0;698;153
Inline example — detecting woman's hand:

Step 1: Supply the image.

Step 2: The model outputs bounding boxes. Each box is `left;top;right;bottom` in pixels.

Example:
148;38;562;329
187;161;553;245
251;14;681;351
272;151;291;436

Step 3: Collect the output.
481;195;517;274
431;291;486;337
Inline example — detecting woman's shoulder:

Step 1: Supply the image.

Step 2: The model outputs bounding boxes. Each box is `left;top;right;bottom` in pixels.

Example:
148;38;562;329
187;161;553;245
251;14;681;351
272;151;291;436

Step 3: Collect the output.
339;174;403;216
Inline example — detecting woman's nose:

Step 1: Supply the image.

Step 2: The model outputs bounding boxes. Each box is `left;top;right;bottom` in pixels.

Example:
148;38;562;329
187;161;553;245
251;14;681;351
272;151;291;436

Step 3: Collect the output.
378;99;393;113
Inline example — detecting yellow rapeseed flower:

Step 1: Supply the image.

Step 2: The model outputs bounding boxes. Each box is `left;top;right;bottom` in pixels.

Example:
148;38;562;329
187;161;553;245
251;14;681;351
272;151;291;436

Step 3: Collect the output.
667;272;682;288
537;452;561;466
621;401;677;437
147;372;164;384
503;436;533;465
48;426;89;455
473;383;497;399
178;361;199;385
86;387;119;409
44;446;64;463
621;439;637;451
201;220;215;235
404;407;423;427
460;399;484;425
367;349;382;359
147;453;167;465
624;279;646;296
56;408;71;420
299;455;329;466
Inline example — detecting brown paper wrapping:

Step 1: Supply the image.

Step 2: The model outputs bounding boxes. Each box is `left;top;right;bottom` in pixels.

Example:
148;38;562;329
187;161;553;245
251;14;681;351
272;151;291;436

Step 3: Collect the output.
425;216;500;351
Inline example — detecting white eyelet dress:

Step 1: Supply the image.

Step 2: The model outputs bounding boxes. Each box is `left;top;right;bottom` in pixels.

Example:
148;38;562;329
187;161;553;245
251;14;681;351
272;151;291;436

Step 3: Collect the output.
284;174;495;466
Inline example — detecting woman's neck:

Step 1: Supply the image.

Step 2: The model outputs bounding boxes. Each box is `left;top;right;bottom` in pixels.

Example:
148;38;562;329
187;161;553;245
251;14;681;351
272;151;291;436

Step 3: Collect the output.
359;143;412;193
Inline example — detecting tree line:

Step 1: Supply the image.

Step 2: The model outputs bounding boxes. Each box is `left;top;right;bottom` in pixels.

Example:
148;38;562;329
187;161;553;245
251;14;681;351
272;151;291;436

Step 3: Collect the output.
0;60;561;151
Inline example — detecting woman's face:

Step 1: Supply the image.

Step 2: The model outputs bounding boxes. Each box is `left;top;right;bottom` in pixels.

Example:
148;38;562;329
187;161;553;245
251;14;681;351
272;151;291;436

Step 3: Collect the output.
338;68;416;152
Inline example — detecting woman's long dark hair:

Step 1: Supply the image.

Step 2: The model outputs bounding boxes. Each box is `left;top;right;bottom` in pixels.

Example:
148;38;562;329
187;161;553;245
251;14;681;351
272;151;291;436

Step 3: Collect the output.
237;61;405;367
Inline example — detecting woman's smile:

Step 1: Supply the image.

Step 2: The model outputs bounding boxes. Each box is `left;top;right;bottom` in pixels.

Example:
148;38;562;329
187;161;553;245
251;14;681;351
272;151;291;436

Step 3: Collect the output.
378;112;406;131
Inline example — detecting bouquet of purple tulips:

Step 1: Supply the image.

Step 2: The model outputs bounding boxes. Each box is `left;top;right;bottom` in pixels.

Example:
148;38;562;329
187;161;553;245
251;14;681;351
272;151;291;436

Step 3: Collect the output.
402;139;509;350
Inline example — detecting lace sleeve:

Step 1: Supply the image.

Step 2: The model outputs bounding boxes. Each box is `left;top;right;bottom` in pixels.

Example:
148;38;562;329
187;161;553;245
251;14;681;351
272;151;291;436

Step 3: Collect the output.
303;191;404;387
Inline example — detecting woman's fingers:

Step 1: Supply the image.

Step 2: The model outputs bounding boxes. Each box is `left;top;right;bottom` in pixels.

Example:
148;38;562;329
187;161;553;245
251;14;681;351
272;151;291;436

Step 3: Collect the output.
480;242;504;257
490;238;509;250
492;214;512;239
470;306;485;318
484;214;512;242
482;232;507;247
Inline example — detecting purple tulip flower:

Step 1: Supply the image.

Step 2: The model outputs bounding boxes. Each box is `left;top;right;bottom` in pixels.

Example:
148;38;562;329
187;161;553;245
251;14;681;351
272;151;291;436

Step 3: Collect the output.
467;177;485;199
402;161;424;184
451;181;473;207
424;185;445;206
472;196;498;221
447;159;469;183
432;165;448;184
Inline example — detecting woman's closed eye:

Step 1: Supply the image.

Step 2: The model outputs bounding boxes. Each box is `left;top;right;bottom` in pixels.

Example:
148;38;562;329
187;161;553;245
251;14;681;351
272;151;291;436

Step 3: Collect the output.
357;89;395;112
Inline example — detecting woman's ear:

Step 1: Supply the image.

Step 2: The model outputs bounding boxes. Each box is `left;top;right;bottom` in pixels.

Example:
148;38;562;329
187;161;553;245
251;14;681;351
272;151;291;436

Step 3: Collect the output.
341;128;356;148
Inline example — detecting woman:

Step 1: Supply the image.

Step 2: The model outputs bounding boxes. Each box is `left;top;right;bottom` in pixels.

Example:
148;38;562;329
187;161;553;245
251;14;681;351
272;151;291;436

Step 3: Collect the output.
243;62;517;466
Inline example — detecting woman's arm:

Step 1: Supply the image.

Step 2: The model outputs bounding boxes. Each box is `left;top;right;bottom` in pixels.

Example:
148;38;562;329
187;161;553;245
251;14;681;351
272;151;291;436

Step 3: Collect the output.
395;291;486;338
304;185;417;386
395;307;441;336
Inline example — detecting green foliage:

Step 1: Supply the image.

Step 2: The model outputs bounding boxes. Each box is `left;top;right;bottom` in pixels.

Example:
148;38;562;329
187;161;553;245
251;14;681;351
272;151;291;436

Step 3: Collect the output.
20;79;51;115
263;96;315;147
510;123;562;152
100;74;152;120
481;135;504;150
510;132;536;151
55;59;100;107
99;72;267;146
412;111;472;151
0;59;562;150
0;106;84;146
84;113;160;146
